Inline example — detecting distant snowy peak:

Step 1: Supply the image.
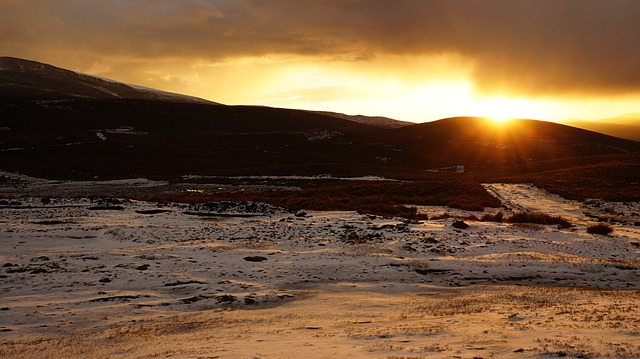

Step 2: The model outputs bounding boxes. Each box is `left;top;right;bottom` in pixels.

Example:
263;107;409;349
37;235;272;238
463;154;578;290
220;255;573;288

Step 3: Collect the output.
0;56;217;104
310;110;413;129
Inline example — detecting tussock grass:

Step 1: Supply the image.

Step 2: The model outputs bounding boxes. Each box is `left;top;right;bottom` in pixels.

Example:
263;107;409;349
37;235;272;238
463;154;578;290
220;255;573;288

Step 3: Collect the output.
429;213;453;220
480;211;504;222
477;211;572;229
587;223;614;236
405;259;430;269
506;212;572;229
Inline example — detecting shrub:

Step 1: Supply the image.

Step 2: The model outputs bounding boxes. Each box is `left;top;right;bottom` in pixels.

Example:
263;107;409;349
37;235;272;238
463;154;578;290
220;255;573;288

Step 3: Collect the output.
129;179;503;220
430;213;453;220
587;223;614;236
506;212;572;229
480;211;504;222
452;220;469;229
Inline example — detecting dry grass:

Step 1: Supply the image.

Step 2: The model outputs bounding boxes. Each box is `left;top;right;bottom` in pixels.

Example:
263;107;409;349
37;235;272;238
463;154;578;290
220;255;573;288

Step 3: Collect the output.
130;180;501;219
587;223;615;235
405;259;430;269
477;211;572;229
3;285;640;358
414;297;491;316
480;211;504;222
506;212;572;229
486;153;640;202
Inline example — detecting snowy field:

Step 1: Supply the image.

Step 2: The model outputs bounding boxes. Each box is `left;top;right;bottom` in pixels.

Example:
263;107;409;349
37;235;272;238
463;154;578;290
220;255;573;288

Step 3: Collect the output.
1;183;640;358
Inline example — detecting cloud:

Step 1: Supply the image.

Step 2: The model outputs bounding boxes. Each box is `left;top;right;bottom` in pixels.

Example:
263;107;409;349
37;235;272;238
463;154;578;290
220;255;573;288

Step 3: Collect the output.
2;0;640;96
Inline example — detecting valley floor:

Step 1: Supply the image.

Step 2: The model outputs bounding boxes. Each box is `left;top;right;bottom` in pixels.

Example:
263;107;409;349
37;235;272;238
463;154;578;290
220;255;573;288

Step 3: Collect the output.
1;183;639;358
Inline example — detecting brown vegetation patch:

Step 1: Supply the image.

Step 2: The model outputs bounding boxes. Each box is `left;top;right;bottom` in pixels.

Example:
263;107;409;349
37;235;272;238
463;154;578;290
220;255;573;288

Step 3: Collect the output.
506;212;572;229
131;180;501;219
587;223;615;236
484;153;640;202
477;211;571;229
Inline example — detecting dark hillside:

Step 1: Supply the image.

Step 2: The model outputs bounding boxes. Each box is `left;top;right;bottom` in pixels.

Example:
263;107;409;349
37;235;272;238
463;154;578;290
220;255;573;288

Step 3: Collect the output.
0;99;394;179
1;57;639;185
389;117;640;168
0;56;213;103
481;153;640;202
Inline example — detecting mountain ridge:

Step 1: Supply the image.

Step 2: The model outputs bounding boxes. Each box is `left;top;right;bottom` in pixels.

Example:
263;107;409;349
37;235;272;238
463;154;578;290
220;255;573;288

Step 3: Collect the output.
1;57;639;181
0;56;216;104
560;116;640;142
309;110;413;129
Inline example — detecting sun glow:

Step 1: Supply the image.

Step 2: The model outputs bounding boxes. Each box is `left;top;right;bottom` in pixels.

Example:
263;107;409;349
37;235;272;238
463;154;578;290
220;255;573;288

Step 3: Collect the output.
108;55;640;124
470;97;544;124
250;60;560;123
488;116;513;125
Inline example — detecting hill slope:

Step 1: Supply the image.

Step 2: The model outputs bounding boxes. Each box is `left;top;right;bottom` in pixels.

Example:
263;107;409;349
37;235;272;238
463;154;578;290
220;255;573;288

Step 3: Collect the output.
560;116;640;142
1;58;639;181
310;111;413;129
390;117;640;168
0;57;215;104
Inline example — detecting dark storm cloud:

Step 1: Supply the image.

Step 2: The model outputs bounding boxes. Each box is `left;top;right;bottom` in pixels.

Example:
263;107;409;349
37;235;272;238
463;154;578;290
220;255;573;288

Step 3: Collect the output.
2;0;640;95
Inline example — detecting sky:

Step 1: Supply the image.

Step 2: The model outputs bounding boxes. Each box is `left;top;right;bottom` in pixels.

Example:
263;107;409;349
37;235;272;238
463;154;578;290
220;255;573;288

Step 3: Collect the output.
2;0;640;123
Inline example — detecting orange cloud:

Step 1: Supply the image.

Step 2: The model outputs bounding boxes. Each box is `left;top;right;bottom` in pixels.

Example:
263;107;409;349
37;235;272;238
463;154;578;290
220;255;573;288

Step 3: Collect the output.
2;0;640;99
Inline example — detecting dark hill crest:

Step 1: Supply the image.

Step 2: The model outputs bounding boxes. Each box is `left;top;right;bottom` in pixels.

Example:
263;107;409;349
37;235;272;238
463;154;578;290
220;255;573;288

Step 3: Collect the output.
0;56;214;104
1;57;639;180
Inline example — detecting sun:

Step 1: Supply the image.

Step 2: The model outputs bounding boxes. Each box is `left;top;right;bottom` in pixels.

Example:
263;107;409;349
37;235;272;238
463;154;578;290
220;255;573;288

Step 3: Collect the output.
488;115;514;125
472;97;541;125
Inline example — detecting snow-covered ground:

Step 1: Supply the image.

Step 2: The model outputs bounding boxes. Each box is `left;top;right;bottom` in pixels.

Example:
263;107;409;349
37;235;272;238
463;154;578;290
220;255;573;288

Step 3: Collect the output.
485;183;640;224
182;174;400;182
1;184;639;358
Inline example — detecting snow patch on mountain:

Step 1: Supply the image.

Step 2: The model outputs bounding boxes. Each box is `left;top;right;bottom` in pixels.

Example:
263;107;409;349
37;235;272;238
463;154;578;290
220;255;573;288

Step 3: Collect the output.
182;174;400;182
0;56;218;104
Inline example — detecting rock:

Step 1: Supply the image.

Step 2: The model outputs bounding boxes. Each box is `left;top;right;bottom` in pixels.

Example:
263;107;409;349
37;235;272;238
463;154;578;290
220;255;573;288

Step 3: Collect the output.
88;206;124;211
31;256;50;261
6;267;30;273
371;224;396;231
182;295;207;304
216;294;237;303
91;295;145;302
187;201;286;217
244;296;257;305
244;256;268;262
32;220;69;225
415;268;452;275
422;237;438;244
164;280;207;287
135;209;171;215
452;220;469;229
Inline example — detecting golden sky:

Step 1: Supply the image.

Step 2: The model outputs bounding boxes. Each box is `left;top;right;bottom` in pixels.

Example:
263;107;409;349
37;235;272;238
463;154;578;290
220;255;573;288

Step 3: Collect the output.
2;0;640;122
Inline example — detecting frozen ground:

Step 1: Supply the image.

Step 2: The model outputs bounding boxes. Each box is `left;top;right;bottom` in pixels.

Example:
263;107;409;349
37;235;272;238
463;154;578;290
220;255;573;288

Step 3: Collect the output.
1;183;639;358
0;170;401;197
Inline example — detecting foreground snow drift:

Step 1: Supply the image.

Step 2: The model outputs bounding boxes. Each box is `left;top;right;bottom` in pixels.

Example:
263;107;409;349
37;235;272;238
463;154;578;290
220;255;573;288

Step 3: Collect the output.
1;184;639;358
